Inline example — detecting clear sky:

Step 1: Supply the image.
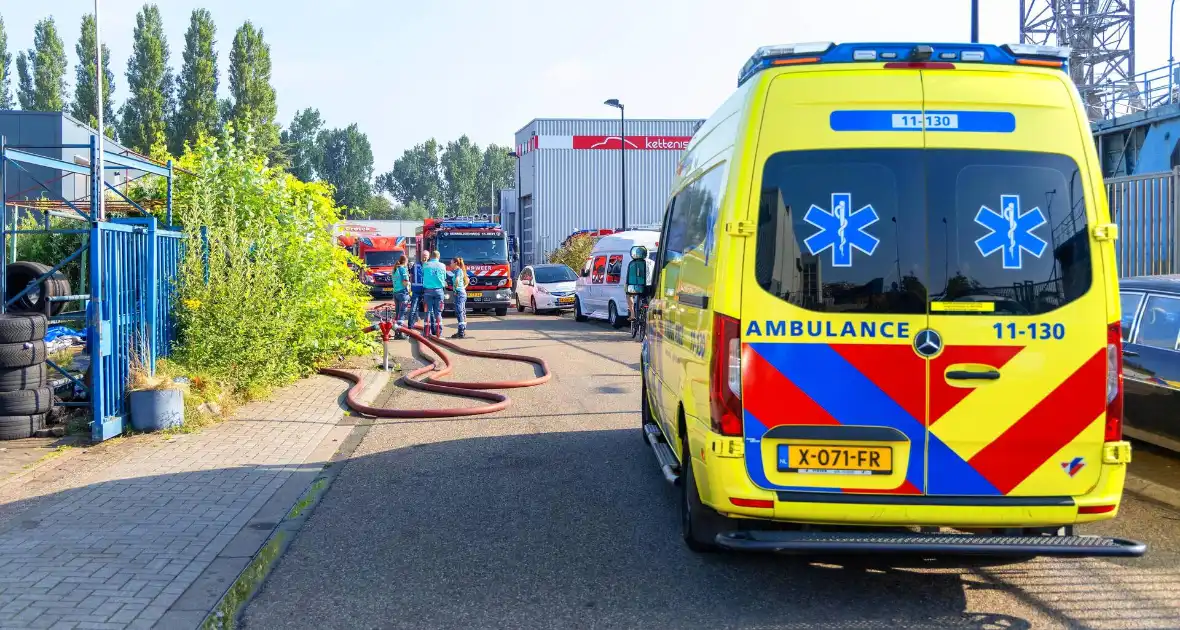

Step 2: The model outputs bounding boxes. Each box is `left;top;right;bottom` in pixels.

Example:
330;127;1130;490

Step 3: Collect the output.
4;0;1174;170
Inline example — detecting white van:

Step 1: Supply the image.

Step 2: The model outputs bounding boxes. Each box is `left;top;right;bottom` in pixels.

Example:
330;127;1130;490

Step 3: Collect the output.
574;230;659;327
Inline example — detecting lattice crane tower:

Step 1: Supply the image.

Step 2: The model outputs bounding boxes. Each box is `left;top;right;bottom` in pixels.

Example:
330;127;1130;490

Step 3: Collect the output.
1020;0;1137;120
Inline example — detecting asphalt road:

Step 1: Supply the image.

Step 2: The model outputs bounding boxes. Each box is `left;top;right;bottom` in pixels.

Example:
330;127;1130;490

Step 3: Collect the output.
242;312;1180;630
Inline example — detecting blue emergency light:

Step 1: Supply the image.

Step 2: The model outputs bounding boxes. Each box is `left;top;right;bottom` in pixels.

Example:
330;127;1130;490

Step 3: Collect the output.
736;42;1072;88
439;219;498;230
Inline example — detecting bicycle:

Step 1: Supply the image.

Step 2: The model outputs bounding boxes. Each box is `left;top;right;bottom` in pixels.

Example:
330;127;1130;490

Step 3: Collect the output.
631;295;649;340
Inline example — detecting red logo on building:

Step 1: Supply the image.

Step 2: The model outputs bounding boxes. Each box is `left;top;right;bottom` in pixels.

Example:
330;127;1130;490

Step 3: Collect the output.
572;136;692;150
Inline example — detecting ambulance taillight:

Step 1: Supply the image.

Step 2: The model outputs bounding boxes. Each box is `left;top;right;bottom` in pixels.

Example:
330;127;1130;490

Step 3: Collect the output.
709;313;743;436
1105;322;1124;442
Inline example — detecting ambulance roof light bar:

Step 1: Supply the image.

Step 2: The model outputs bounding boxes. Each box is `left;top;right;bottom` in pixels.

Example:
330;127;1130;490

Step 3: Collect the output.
737;42;1072;87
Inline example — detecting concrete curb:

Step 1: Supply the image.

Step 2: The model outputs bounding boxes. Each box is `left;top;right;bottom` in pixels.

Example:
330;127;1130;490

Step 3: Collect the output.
158;368;391;630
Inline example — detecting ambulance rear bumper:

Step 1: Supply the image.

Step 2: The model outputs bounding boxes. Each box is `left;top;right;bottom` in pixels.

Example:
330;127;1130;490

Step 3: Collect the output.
714;530;1146;557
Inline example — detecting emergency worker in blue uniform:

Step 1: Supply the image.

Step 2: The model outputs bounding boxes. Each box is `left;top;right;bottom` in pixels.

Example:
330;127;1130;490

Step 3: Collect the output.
407;251;429;330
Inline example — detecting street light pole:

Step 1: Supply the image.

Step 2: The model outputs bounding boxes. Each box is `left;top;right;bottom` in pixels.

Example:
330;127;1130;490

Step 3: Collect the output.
508;151;522;264
604;99;626;231
94;0;105;221
970;0;979;43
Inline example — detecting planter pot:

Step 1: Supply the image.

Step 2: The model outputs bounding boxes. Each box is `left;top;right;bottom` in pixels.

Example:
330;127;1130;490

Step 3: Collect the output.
129;388;184;432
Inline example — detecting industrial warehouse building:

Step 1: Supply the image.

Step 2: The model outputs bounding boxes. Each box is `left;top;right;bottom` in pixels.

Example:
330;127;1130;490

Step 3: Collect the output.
508;117;704;266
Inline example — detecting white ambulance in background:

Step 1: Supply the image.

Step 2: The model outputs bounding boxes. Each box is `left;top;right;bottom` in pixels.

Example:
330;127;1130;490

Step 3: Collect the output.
574;230;659;327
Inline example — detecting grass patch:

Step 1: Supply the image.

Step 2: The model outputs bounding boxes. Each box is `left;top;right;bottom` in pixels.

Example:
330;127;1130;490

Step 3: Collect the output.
201;529;289;630
287;476;328;519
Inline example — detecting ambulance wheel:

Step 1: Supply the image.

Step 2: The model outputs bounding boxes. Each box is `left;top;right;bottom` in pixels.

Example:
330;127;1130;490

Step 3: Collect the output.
680;421;723;553
574;298;588;322
516;296;525;313
608;302;626;329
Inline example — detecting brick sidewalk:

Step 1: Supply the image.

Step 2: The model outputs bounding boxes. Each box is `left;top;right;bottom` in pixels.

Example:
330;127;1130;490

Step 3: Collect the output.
0;370;387;630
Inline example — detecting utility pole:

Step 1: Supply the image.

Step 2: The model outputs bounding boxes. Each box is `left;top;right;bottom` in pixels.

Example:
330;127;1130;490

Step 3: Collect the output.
971;0;980;43
94;0;105;221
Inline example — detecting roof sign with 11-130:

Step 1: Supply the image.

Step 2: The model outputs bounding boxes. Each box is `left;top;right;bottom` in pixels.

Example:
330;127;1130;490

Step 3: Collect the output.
803;193;880;267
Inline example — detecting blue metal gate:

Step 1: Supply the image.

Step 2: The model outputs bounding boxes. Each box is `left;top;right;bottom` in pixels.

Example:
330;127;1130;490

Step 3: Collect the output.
1;136;187;441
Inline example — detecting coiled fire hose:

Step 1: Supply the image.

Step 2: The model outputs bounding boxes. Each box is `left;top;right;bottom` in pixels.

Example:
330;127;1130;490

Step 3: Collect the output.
319;308;551;418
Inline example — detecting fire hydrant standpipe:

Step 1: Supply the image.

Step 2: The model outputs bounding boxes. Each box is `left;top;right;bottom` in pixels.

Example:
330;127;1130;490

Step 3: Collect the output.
320;323;551;419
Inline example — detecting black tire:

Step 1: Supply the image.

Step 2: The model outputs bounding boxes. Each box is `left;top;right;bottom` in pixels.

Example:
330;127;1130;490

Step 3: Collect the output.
0;414;45;441
494;307;508;317
530;297;538;314
516;296;525;313
608;302;626;329
681;421;727;553
6;262;71;316
0;312;47;343
0;387;54;415
0;341;46;368
574;297;589;322
0;363;47;392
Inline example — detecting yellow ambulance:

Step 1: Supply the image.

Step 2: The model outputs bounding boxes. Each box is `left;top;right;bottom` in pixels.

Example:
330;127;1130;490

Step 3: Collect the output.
638;42;1146;556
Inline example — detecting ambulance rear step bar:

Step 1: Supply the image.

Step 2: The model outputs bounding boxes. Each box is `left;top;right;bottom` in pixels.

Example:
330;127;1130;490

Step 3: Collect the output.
715;530;1147;557
644;423;680;485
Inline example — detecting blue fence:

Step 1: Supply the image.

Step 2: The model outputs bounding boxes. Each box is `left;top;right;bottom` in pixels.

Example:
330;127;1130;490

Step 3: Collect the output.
0;136;187;442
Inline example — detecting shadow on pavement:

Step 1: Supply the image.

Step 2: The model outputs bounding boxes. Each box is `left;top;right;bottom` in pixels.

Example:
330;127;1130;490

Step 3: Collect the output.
3;426;1173;629
231;427;1151;630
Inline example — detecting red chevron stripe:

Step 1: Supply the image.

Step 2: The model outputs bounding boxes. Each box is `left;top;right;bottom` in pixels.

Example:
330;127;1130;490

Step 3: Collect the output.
828;344;925;422
967;349;1106;494
743;346;839;428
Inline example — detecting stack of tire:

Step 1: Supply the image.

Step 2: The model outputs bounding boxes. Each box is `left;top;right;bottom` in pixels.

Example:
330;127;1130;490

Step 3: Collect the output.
0;312;52;440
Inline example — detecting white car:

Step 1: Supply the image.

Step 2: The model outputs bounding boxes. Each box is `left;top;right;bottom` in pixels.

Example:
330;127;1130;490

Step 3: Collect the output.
515;264;578;313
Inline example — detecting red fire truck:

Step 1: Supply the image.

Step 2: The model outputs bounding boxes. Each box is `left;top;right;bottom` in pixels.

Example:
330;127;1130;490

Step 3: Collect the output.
339;235;408;298
417;217;512;316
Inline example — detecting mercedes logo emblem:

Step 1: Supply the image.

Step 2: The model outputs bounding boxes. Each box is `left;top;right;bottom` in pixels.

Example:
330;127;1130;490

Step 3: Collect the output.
913;329;943;358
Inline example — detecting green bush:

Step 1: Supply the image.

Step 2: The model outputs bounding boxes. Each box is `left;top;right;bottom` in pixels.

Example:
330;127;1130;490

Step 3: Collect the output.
167;133;371;396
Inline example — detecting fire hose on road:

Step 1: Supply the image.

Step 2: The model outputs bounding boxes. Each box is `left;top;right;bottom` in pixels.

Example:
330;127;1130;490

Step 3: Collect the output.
319;309;551;418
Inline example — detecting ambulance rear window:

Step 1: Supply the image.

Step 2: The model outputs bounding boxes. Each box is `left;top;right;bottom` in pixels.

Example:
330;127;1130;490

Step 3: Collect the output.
754;149;1092;315
928;150;1091;315
755;149;927;314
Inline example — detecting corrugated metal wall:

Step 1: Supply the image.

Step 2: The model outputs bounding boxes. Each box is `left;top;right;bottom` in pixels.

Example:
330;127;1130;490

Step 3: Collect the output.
512;118;704;265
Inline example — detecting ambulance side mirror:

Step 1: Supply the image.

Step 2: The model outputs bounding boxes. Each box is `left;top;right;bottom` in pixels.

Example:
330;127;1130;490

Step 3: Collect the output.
625;258;647;296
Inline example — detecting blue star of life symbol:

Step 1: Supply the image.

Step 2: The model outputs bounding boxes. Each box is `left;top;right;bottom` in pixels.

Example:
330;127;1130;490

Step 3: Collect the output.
974;194;1048;270
803;192;880;267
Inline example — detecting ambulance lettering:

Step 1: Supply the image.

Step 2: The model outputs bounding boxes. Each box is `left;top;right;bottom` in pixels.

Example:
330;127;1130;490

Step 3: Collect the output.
745;319;911;339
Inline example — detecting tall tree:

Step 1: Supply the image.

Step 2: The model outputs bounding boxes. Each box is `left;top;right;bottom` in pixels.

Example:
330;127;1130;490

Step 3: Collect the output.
279;108;323;182
15;51;31;109
71;14;117;136
27;18;69;111
0;16;13;110
440;135;483;216
228;21;279;156
315;123;373;211
476;144;516;212
121;4;173;154
376;139;444;216
361;195;396;220
172;8;219;154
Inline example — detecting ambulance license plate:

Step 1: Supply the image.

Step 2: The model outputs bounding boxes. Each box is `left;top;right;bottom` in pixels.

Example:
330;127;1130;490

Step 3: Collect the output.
777;444;892;475
468;292;483;298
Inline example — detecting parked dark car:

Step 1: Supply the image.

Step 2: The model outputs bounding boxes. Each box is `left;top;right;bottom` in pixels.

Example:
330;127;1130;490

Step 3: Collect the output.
1119;275;1180;448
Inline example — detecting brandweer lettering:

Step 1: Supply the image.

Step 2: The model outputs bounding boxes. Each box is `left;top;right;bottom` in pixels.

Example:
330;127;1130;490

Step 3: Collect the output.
745;320;911;339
